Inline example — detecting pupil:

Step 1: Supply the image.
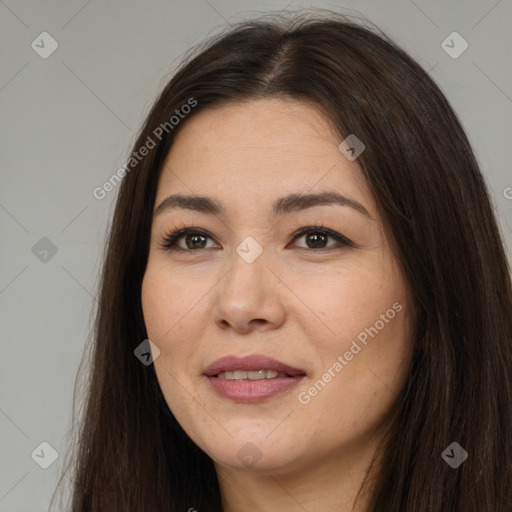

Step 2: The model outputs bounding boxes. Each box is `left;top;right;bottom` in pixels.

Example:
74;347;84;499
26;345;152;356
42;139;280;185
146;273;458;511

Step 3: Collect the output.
187;234;206;249
307;233;326;248
184;232;327;250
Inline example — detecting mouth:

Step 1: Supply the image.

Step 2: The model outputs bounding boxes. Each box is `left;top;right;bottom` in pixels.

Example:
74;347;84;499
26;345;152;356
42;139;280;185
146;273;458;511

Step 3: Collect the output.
215;369;298;380
203;354;306;403
203;354;307;378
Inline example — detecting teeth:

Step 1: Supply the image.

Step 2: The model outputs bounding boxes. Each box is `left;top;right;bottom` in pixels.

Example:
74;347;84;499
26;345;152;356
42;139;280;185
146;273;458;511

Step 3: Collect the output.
216;369;285;380
247;370;266;380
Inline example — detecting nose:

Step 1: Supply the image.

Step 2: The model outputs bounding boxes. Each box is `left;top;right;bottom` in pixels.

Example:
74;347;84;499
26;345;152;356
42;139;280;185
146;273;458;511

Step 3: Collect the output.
211;247;286;333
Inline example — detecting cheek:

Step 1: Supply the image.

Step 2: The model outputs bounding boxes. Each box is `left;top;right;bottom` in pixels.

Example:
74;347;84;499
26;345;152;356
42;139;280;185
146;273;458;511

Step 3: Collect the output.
141;265;212;397
299;265;403;345
301;308;411;446
141;265;201;341
299;262;411;403
141;273;169;341
141;269;203;416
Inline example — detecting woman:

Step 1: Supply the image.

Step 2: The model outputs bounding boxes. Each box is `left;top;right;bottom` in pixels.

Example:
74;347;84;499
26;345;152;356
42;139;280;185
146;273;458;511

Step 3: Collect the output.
55;11;512;512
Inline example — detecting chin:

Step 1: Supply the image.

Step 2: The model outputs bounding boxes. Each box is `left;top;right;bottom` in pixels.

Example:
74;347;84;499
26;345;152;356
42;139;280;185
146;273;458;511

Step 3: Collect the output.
199;428;302;473
211;447;295;473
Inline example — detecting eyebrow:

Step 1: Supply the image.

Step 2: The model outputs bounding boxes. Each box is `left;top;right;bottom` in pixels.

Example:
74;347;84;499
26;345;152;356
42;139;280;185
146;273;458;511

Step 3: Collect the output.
154;191;373;219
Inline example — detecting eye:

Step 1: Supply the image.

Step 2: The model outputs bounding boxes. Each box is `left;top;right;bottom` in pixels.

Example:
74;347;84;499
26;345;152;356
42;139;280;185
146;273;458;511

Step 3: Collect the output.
288;225;353;250
158;225;353;252
159;227;219;251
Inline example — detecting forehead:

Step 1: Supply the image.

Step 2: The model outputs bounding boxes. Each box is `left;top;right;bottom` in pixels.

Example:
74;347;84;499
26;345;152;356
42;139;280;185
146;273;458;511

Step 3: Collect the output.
156;98;375;216
169;98;340;163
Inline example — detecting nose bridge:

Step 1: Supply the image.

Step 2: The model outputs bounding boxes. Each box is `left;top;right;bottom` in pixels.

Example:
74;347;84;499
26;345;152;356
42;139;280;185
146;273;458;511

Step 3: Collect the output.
212;237;285;331
222;237;268;302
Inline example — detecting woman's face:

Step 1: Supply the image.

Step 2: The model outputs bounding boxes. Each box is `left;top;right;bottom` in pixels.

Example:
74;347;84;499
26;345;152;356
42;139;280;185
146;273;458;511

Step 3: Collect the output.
141;98;412;476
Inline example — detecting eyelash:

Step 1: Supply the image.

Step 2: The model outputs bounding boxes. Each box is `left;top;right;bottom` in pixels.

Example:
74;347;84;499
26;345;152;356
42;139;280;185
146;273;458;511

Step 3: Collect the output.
158;223;354;252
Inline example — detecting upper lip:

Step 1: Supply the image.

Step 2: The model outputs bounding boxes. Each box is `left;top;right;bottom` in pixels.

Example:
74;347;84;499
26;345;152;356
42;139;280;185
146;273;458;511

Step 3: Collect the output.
203;354;306;377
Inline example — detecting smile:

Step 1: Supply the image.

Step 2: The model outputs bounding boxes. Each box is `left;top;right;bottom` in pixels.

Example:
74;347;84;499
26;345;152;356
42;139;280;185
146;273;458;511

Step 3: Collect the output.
204;354;307;402
216;370;290;380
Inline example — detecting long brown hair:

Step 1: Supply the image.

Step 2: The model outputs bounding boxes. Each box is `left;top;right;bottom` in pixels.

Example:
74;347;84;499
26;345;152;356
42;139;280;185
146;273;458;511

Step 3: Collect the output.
52;10;512;511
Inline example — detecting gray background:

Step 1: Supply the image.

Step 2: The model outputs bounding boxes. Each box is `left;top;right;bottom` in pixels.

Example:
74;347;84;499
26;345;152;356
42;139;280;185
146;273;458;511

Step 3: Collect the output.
1;1;511;510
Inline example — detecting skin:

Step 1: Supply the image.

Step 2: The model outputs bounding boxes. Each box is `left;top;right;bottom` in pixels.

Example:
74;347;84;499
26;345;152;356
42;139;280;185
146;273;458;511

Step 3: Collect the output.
141;98;413;511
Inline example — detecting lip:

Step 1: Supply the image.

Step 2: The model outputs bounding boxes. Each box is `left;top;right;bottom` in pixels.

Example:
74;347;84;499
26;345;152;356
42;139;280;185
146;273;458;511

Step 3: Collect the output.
203;354;306;377
203;354;307;403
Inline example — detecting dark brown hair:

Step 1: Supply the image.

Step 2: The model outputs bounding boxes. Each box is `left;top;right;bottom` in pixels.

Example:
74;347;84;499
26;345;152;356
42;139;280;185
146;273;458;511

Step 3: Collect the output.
52;10;512;512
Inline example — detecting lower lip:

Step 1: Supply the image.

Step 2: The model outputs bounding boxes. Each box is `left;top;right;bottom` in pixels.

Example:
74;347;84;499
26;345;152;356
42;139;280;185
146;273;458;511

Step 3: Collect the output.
206;375;305;403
